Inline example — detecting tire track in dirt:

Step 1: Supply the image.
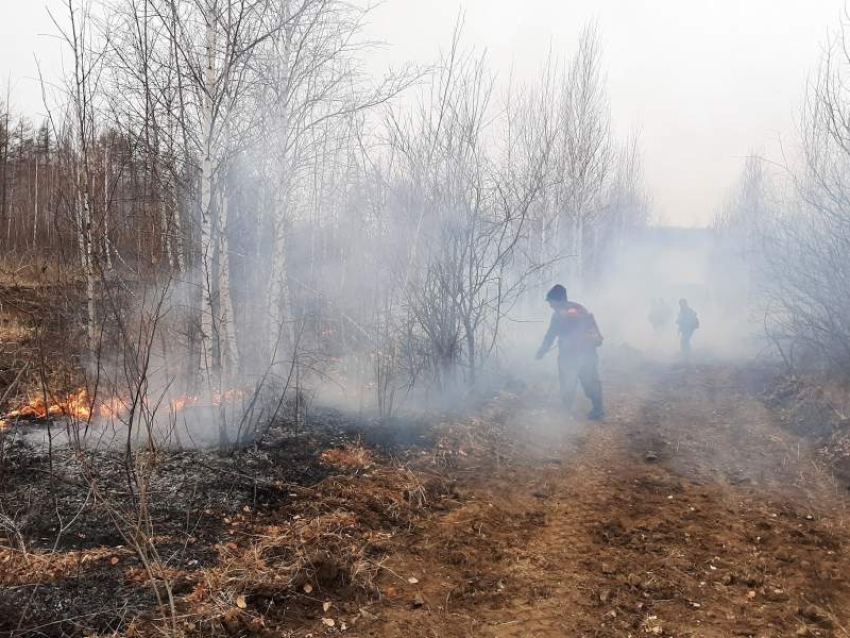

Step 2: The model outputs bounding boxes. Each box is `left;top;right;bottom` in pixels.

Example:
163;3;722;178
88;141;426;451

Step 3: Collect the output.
351;361;850;637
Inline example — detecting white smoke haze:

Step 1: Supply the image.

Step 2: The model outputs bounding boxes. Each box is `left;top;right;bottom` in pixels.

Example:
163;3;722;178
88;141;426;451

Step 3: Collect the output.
2;0;850;456
13;10;850;638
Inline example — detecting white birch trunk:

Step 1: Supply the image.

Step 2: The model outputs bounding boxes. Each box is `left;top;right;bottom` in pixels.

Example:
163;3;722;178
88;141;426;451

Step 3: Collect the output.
199;6;217;376
556;210;570;285
171;178;186;272
268;202;294;360
103;146;112;270
267;7;294;363
218;190;238;377
160;174;173;269
77;185;97;349
32;153;38;249
573;215;583;292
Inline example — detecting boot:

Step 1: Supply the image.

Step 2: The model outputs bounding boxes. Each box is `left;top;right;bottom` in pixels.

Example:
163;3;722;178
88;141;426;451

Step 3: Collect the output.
587;398;605;421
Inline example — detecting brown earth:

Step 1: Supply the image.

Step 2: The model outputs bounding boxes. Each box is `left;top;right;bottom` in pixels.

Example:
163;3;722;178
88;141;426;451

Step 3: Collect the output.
347;358;850;638
3;354;850;637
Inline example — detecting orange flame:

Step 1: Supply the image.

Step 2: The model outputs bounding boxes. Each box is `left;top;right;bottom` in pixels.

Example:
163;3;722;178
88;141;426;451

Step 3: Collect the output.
4;388;93;421
2;386;250;424
170;395;195;412
168;389;247;413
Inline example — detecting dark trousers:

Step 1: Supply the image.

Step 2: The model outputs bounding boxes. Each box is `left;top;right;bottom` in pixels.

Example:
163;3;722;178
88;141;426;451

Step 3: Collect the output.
680;330;694;355
558;350;602;412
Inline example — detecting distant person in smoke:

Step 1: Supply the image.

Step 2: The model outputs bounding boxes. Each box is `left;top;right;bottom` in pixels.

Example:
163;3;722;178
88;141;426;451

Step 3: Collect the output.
535;284;605;420
676;299;700;356
648;298;672;334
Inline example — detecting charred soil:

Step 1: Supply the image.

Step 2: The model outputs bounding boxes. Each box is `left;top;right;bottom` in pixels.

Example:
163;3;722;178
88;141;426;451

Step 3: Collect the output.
2;357;850;637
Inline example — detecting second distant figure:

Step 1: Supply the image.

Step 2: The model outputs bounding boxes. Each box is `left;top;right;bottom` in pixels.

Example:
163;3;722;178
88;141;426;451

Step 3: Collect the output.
676;299;700;355
536;285;605;420
648;297;673;335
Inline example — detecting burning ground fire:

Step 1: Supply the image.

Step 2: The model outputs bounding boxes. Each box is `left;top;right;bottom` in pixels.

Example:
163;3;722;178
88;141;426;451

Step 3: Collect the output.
0;388;101;424
0;388;248;429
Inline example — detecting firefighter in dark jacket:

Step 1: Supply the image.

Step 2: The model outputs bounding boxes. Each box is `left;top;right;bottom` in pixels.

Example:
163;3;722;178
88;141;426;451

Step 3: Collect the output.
676;298;699;355
535;284;605;420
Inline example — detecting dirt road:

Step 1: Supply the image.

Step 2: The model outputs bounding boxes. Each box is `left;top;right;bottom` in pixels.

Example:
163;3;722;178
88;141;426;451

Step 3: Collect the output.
354;358;850;638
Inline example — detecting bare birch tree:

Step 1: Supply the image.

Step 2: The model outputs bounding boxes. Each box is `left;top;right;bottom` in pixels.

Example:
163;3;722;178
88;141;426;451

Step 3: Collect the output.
260;0;416;374
757;13;850;374
49;0;108;350
371;27;553;390
554;24;613;289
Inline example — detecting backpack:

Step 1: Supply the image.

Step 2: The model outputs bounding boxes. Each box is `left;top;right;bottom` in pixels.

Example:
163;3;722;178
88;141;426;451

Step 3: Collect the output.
681;308;699;331
587;313;604;346
557;305;604;348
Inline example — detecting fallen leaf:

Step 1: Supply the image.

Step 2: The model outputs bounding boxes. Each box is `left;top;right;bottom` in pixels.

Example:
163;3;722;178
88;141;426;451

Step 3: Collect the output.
641;616;664;635
322;618;335;627
323;601;332;612
359;607;378;620
236;595;247;609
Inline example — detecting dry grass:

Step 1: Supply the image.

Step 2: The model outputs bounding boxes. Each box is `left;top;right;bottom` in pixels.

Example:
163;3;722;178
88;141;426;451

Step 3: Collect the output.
0;316;34;343
320;442;373;470
136;483;403;636
0;463;415;636
0;545;125;584
0;253;82;288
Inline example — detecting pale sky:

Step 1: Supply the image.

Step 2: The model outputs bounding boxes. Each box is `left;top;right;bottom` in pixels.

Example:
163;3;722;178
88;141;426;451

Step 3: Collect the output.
1;0;845;226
